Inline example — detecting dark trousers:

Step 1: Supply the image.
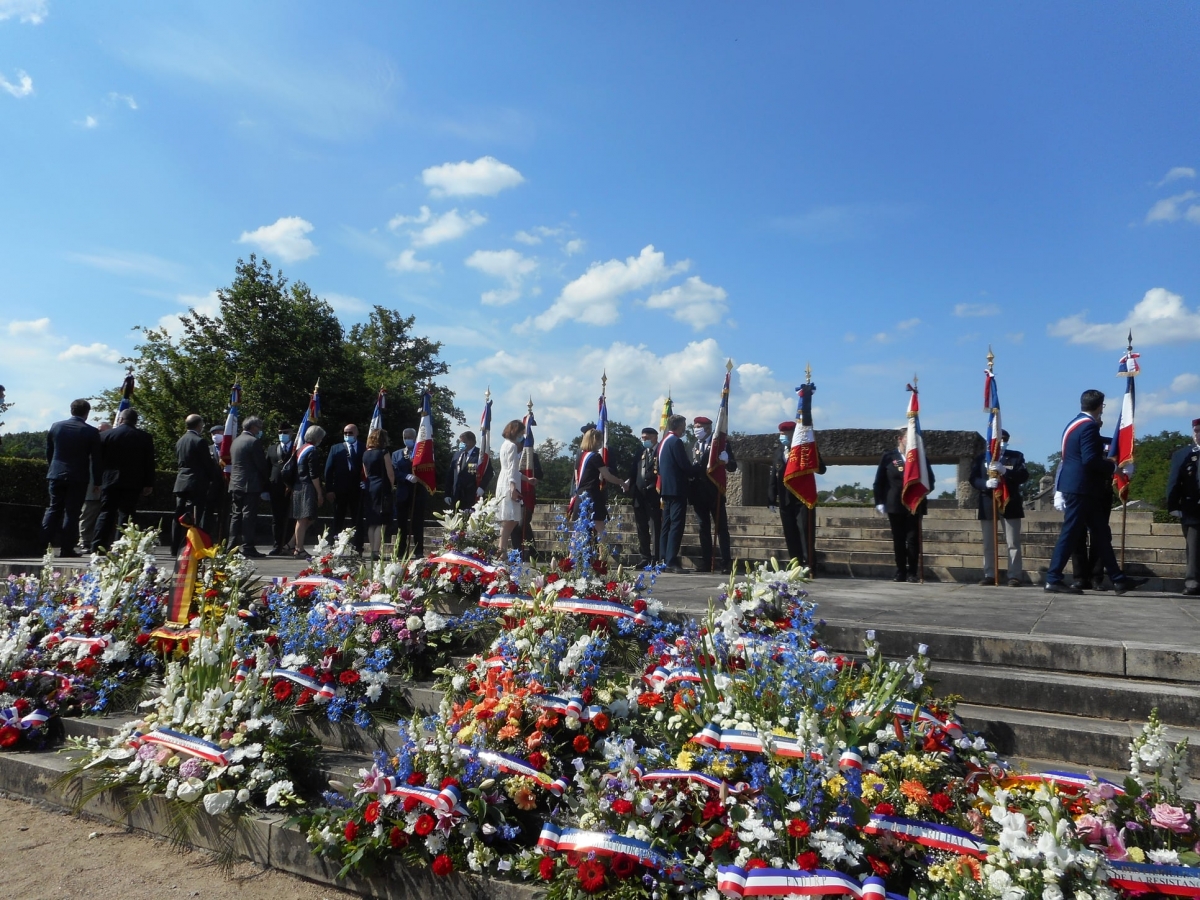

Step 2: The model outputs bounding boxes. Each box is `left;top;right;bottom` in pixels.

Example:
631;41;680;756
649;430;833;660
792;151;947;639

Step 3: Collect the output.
632;498;661;565
692;500;731;570
228;490;259;551
92;486;139;552
1070;505;1110;586
1183;523;1200;591
394;489;426;557
511;505;534;556
780;502;814;567
333;490;364;552
660;496;687;567
202;482;226;540
172;490;207;554
269;483;292;549
42;477;88;554
887;511;921;577
1047;493;1121;585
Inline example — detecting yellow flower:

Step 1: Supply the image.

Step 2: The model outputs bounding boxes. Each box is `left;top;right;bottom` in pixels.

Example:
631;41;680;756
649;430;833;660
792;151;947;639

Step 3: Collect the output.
1127;847;1146;863
825;774;847;796
709;758;736;778
674;750;695;771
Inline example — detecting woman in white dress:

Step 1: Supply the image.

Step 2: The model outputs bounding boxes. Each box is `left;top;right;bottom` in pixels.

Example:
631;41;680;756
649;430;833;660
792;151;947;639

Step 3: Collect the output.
497;418;526;553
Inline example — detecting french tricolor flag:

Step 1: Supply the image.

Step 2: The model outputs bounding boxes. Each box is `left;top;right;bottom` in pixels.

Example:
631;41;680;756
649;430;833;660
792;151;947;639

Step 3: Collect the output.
901;382;932;513
220;383;240;472
1110;348;1138;500
412;388;437;494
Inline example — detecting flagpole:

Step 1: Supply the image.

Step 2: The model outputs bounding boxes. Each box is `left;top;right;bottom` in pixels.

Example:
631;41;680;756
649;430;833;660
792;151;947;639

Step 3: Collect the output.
915;373;925;585
805;362;817;579
1120;331;1135;568
714;359;733;574
987;348;1001;586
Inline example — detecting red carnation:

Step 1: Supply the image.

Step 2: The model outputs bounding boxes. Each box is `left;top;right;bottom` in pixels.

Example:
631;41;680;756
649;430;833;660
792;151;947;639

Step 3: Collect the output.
538;856;556;881
633;599;647;613
930;792;953;814
134;633;151;647
611;798;633;815
581;686;595;704
440;776;460;790
702;799;724;820
403;796;419;813
527;751;546;771
338;670;360;685
414;814;436;836
407;771;426;786
787;819;810;838
545;573;559;584
75;657;98;676
588;616;609;633
573;734;590;753
745;859;768;871
558;586;576;599
591;559;607;574
576;859;606;893
364;801;381;823
796;851;819;871
558;558;574;572
264;634;279;647
873;802;895;816
432;854;453;877
297;688;315;706
344;820;359;842
389;827;408;849
273;680;293;702
319;672;334;684
0;725;20;749
610;854;637;879
14;698;31;716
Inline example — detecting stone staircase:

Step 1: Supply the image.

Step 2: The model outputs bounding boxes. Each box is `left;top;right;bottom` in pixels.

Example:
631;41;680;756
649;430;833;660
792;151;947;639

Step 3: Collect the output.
529;504;1189;589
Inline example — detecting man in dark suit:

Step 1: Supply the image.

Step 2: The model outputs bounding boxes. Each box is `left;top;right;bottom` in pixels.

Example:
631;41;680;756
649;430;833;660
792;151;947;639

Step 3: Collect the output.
228;416;270;557
91;408;157;552
768;421;827;568
1044;389;1141;594
969;429;1029;586
657;415;692;573
1167;418;1200;596
172;414;221;554
265;425;294;555
203;424;227;538
444;430;491;512
42;399;101;557
392;427;427;557
873;431;935;582
325;422;364;553
627;427;661;568
1069;435;1118;590
687;415;738;574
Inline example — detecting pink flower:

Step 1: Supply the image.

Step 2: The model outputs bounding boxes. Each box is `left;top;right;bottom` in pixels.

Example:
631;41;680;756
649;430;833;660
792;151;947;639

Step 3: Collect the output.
1151;803;1192;834
1075;814;1106;845
1102;823;1128;860
371;629;382;643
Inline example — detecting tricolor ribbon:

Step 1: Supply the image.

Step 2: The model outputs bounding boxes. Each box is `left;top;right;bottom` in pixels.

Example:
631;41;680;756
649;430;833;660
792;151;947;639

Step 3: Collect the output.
536;822;675;870
535;695;606;722
324;600;400;617
478;593;531;609
270;668;337;701
0;707;51;730
718;867;900;900
860;814;987;859
643;664;704;689
62;633;113;653
1008;770;1124;796
456;746;570;795
635;768;754;796
289;575;345;598
691;724;818;760
132;728;229;766
428;551;499;575
1109;861;1200;896
551;597;648;625
357;768;468;816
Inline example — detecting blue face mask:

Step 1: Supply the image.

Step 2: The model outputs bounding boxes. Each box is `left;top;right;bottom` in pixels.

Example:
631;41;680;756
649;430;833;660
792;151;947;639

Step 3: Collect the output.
458;442;466;451
279;434;291;444
344;435;356;445
405;439;415;450
642;439;654;449
779;433;789;445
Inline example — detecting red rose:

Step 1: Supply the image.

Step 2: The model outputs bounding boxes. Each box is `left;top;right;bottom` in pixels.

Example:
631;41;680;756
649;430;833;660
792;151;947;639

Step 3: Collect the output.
930;792;953;814
339;670;360;685
633;599;647;613
573;735;590;754
558;586;576;599
407;771;426;786
134;634;151;647
364;801;380;823
74;657;98;676
787;819;810;838
319;672;334;684
440;776;460;790
414;814;436;836
403;796;419;813
702;799;724;820
88;643;104;656
432;853;453;877
611;798;633;815
0;725;20;748
610;854;637;879
527;752;546;771
297;688;315;706
587;616;609;633
576;859;605;893
873;802;895;816
545;573;559;584
264;634;279;647
558;558;574;572
344;821;359;842
538;856;556;880
14;698;31;716
389;827;408;849
796;852;819;871
273;680;293;702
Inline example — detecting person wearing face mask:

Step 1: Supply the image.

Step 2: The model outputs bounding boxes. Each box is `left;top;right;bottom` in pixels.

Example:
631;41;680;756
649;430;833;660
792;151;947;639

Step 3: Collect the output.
171;414;222;555
227;415;271;557
968;429;1028;586
873;430;934;583
1167;418;1200;596
202;424;229;538
392;427;427;556
1044;389;1142;595
688;415;738;574
626;427;662;568
768;421;827;568
324;423;365;554
445;430;491;512
266;425;295;556
362;428;396;561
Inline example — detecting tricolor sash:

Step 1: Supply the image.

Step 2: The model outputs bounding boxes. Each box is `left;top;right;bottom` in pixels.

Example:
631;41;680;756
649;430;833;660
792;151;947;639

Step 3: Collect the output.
860;814;987;858
535;695;605;722
356;768;467;816
0;707;51;730
455;746;570;795
1109;861;1200;897
132;728;229;766
551;597;648;625
718;867;898;900
270;668;337;701
537;822;674;870
428;551;499;575
635;768;754;796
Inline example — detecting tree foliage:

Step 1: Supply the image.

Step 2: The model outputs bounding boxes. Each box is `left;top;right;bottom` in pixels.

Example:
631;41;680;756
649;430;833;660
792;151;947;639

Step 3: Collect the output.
0;431;47;459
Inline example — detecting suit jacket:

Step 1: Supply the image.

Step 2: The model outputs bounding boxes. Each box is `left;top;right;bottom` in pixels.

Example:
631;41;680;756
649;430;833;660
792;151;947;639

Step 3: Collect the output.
873;448;935;515
98;423;156;491
1055;414;1113;496
392;447;415;505
229;432;270;495
1167;443;1200;526
688;437;738;508
324;441;364;495
266;440;293;486
173;430;221;494
968;448;1029;520
626;445;660;509
446;445;489;508
656;433;692;498
767;441;826;507
46;416;101;485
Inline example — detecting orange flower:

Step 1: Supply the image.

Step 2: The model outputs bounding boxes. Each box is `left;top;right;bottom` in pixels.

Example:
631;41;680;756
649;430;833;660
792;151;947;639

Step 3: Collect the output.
899;780;930;804
497;723;520;741
526;730;545;750
513;785;538;811
955;857;982;881
638;692;665;709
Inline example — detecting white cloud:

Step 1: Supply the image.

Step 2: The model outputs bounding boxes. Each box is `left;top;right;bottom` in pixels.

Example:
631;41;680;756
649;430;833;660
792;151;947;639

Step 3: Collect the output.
0;69;33;98
954;302;1000;317
1048;287;1200;348
0;0;47;24
68;250;183;280
465;248;537;305
157;291;220;335
238;216;317;262
108;92;138;110
564;238;585;256
1172;373;1200;393
1157;167;1196;187
1145;190;1199;224
527;244;689;331
7;317;50;336
387;249;433;273
1132;389;1200;425
81;115;98;129
422;156;524;197
772;203;912;241
644;276;728;330
410;209;486;247
736;363;774;391
872;318;921;344
324;292;369;315
58;343;122;365
514;226;561;245
388;206;432;230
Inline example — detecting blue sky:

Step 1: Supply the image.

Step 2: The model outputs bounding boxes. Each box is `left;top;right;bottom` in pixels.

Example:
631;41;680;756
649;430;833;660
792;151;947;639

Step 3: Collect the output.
2;1;1199;486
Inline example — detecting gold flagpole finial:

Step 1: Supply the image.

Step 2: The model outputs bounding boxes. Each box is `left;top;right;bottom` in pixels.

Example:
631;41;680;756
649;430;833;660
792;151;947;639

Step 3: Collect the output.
913;372;919;387
485;385;491;402
726;358;734;374
805;362;812;384
986;345;995;372
527;395;534;416
601;370;607;397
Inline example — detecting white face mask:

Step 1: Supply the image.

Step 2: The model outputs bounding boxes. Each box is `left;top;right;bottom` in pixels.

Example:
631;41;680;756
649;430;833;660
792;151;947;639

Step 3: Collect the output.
694;427;707;440
212;435;221;445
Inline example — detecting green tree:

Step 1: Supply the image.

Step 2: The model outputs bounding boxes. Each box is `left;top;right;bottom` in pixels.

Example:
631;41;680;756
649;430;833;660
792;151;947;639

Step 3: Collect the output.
568;421;643;480
0;431;47;459
535;438;574;500
1021;460;1047;503
1127;429;1189;508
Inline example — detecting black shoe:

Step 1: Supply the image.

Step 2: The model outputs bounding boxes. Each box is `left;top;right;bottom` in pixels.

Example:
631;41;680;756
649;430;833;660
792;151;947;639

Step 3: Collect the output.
1113;577;1146;595
1183;586;1200;596
1007;578;1022;587
979;577;995;586
1072;580;1091;591
892;572;905;582
267;547;285;557
906;574;919;583
1044;581;1082;595
241;548;264;558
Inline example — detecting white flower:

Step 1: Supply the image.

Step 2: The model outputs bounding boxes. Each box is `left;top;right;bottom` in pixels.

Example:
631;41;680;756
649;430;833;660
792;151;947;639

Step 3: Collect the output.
176;778;205;803
1148;848;1181;865
265;779;294;807
406;614;424;632
202;790;235;816
1042;886;1063;900
424;610;448;632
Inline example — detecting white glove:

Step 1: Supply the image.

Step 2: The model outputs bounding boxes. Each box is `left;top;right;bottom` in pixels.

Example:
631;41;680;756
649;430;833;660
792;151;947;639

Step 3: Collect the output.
406;474;419;483
767;505;777;514
986;478;1000;489
1053;491;1065;512
1121;463;1136;476
992;463;1007;475
719;450;729;463
1171;510;1183;518
476;487;485;498
875;504;886;515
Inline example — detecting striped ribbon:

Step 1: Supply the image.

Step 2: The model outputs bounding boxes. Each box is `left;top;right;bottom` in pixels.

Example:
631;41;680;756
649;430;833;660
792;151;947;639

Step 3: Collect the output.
324;600;400;617
428;551;499;575
635;767;754;795
551;597;648;625
1008;770;1124;796
455;746;570;795
270;668;336;700
1109;861;1200;896
478;593;531;609
849;699;964;739
643;664;704;689
61;633;112;653
536;822;674;869
718;867;902;900
535;695;605;722
690;724;817;760
0;707;51;730
133;728;229;766
860;814;987;859
357;770;468;816
288;575;345;598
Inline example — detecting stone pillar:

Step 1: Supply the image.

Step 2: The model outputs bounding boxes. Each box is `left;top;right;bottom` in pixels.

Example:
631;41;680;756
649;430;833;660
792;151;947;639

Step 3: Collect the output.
956;456;974;509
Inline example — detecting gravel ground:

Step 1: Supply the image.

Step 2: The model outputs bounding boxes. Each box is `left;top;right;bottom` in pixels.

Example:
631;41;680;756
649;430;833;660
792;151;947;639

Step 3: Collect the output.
0;796;360;900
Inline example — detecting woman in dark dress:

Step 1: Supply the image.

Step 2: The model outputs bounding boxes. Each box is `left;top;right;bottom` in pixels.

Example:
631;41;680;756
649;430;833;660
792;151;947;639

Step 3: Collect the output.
362;428;396;561
572;427;629;529
292;425;326;559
